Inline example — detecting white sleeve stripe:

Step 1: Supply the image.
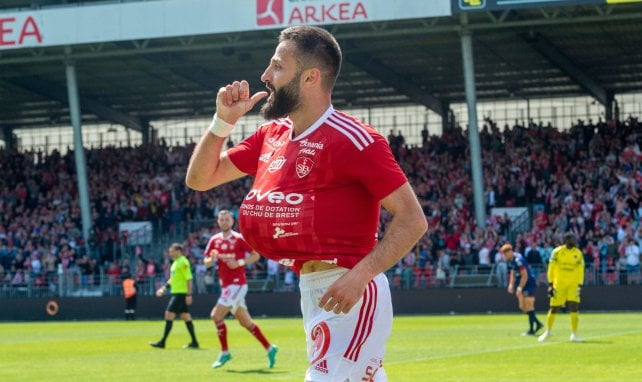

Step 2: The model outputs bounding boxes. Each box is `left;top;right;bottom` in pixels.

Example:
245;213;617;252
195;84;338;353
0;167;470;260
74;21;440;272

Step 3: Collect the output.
326;120;365;151
333;113;374;143
328;113;374;146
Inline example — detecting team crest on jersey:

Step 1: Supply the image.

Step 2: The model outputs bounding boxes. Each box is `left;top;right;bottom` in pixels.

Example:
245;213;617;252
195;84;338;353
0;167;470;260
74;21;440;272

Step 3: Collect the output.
295;156;314;178
268;156;287;172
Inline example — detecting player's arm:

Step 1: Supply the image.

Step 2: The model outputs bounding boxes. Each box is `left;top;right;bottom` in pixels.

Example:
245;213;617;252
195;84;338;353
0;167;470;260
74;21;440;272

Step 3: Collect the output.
156;280;170;297
319;182;427;314
507;270;516;294
517;268;528;292
576;249;585;288
185;80;267;191
182;261;194;303
547;249;558;285
226;250;260;269
204;248;218;268
546;249;558;297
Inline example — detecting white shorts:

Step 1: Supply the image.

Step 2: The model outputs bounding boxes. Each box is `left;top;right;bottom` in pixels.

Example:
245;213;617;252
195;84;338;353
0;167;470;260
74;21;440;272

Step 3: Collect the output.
300;268;392;382
217;284;248;314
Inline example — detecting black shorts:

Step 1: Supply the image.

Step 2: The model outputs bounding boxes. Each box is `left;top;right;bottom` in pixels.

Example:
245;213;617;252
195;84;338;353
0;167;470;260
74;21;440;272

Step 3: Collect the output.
166;294;189;314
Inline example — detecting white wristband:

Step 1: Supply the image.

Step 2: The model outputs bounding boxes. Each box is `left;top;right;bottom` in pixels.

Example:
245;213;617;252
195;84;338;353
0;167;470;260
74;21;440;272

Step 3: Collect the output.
208;113;235;138
238;259;246;267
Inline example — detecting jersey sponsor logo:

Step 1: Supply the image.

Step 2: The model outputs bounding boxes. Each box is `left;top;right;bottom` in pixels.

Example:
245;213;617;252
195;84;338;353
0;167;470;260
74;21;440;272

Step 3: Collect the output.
299;139;324;150
310;321;331;366
273;227;299;239
259;152;273;163
246;189;304;205
268;156;287;172
315;359;329;374
267;137;285;149
296;156;314;178
298;148;316;156
256;0;284;26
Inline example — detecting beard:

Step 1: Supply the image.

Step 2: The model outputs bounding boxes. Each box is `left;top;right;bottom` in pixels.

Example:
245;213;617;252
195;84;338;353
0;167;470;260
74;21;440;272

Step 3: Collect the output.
260;72;302;120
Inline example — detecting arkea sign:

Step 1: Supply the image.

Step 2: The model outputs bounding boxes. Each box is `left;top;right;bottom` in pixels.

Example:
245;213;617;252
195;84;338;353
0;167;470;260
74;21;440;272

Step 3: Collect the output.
0;15;42;47
0;0;451;51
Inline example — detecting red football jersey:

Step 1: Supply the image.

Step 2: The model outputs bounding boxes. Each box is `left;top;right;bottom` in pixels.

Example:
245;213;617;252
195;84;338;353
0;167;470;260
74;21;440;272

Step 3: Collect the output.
228;106;407;273
204;230;252;287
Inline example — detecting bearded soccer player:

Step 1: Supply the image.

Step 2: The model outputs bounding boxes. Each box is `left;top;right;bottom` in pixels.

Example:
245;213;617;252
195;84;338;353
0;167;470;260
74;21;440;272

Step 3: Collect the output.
538;232;585;343
204;210;277;369
500;243;543;336
186;25;427;381
150;243;199;349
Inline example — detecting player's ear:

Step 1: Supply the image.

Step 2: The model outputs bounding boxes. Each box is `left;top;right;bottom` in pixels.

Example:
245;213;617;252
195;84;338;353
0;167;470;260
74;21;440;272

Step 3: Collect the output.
302;68;321;87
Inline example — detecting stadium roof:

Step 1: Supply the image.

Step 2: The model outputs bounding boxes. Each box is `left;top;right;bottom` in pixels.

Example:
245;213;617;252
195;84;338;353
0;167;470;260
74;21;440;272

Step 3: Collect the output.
1;1;642;133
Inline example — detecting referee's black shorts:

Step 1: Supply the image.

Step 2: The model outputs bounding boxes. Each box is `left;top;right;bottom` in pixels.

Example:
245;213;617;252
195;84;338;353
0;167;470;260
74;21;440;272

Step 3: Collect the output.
166;294;189;314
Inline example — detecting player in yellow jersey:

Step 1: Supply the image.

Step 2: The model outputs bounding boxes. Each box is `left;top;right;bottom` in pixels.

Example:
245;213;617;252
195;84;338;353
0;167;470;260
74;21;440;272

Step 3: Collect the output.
538;232;585;342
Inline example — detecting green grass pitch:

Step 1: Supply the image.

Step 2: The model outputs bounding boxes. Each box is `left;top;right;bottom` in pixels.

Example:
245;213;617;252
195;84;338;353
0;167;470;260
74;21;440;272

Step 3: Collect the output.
1;312;641;381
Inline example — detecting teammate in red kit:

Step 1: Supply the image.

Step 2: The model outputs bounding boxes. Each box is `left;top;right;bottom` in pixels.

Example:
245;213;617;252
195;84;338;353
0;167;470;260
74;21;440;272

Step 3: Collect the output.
186;25;427;381
204;209;277;369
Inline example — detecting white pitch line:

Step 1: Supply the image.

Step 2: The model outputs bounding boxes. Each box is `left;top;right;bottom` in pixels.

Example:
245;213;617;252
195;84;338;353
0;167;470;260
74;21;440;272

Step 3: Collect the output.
386;329;642;365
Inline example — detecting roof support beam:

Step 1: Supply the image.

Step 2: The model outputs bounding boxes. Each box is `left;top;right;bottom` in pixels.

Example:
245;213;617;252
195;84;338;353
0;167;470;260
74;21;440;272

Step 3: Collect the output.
521;32;608;105
8;75;143;131
345;47;445;117
1;125;16;148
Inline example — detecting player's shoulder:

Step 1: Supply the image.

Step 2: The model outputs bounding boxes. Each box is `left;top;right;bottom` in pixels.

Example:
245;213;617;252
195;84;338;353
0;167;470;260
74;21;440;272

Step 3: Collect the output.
177;255;189;265
230;230;245;240
323;109;383;152
515;252;526;263
209;232;224;241
259;118;292;135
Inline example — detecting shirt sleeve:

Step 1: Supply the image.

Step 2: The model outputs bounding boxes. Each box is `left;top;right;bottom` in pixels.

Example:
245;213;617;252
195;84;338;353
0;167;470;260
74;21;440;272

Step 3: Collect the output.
577;249;585;285
237;236;253;259
182;259;193;281
349;132;408;201
226;127;265;176
548;247;559;283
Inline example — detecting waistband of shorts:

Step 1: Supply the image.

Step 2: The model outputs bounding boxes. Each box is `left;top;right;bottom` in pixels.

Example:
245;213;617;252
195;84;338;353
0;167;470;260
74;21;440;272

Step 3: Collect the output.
299;267;350;291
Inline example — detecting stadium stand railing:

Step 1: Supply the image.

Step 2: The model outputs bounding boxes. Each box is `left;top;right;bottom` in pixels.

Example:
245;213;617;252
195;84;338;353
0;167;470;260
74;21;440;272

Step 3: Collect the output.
0;262;638;299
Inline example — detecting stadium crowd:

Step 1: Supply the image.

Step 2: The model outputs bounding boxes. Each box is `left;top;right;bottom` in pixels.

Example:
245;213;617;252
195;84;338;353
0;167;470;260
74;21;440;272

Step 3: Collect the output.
0;114;640;294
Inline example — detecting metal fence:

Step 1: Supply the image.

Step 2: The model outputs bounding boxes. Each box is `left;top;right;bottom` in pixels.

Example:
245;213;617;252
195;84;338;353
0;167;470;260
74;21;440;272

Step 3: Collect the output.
1;262;639;299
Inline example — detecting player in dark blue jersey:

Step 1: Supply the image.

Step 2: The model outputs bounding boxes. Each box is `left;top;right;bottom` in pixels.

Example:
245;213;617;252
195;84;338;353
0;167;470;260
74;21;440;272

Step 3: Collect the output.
501;243;543;336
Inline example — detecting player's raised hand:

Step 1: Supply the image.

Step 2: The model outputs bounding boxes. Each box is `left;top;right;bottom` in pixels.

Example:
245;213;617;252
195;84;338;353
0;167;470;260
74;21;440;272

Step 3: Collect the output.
215;80;268;125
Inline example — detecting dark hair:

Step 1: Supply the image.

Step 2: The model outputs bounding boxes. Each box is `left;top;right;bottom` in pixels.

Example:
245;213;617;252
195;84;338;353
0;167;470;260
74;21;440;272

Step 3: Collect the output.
563;232;577;247
279;25;342;91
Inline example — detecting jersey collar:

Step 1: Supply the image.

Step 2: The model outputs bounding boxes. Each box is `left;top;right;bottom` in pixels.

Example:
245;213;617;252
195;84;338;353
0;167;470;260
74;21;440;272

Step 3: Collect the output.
290;105;334;141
